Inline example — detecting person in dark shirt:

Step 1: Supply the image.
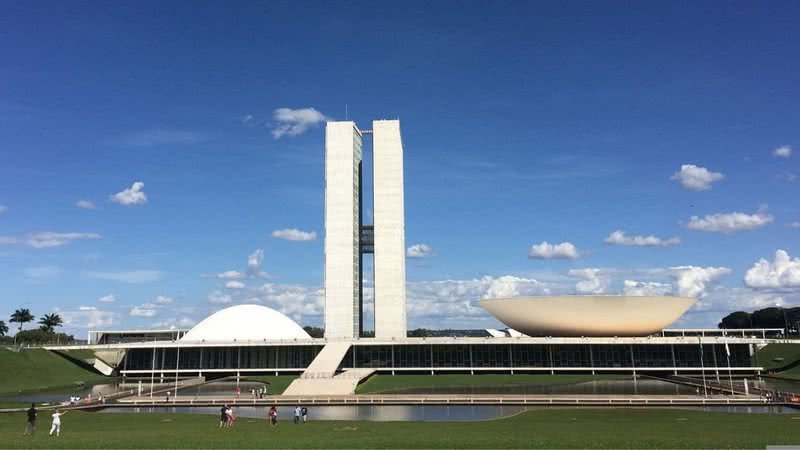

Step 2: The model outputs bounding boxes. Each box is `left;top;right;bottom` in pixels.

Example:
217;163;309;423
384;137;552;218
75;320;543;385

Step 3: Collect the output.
219;405;228;428
24;403;37;436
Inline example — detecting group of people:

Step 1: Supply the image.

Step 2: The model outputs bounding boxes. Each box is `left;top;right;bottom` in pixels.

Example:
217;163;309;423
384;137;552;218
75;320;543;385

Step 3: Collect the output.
218;405;237;428
22;404;67;437
251;386;269;399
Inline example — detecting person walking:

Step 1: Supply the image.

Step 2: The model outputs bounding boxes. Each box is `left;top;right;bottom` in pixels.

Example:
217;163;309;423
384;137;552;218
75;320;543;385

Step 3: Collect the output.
219;405;229;429
301;406;308;424
268;405;278;428
293;405;301;424
49;409;67;437
24;403;37;436
226;406;236;427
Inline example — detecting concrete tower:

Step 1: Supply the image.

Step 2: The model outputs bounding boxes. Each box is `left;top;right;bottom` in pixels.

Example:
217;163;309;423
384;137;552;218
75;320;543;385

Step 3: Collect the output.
372;120;407;338
324;121;362;339
324;119;407;340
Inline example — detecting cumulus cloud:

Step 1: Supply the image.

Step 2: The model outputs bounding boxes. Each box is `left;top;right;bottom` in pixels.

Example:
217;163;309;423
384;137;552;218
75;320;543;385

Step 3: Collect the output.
271;107;328;139
687;210;773;233
669;266;731;298
225;281;246;289
97;294;116;303
59;307;116;330
0;231;102;249
208;290;233;305
216;270;245;280
568;269;608;294
744;250;800;289
152;317;196;330
774;145;792;158
129;306;158;317
247;248;268;279
271;228;317;241
787;222;800;229
0;205;7;213
154;295;173;304
604;230;680;247
528;241;580;260
84;270;163;283
110;181;147;205
623;280;673;296
75;200;96;209
670;164;725;191
407;244;435;258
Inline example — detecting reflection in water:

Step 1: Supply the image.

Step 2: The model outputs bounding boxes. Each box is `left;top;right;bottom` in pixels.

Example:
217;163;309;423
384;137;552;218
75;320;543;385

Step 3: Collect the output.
101;405;529;421
0;382;124;404
100;404;800;421
382;379;695;395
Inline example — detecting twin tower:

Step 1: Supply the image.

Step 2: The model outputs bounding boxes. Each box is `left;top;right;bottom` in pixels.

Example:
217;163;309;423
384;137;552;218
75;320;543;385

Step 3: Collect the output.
324;120;407;339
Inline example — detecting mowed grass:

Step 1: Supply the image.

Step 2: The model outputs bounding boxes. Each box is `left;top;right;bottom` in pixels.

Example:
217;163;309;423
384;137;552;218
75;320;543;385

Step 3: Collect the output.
0;349;106;395
356;374;624;394
758;344;800;379
2;409;800;448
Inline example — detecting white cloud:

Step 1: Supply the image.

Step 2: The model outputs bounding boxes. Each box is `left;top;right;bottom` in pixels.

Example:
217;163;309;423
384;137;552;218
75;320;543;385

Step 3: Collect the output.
0;231;101;249
129;306;158;317
744;250;800;289
787;222;800;229
23;265;62;279
97;294;116;303
225;281;246;289
528;241;580;260
247;248;268;279
623;280;673;296
670;164;725;191
84;270;163;283
568;268;608;294
59;307;116;330
76;200;96;209
669;266;731;298
208;290;233;305
216;270;245;280
110;181;147;206
152;317;196;330
604;230;680;247
154;295;173;304
271;107;328;139
0;205;6;214
271;228;317;241
774;145;792;158
687;210;773;233
407;244;435;258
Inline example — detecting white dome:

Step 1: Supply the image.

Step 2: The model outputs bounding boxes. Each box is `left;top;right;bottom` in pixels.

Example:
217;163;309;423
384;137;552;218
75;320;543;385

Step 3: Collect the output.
181;304;311;342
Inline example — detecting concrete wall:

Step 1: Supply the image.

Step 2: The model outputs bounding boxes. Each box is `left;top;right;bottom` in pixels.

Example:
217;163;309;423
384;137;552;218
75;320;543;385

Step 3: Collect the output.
324;121;362;338
372;120;407;339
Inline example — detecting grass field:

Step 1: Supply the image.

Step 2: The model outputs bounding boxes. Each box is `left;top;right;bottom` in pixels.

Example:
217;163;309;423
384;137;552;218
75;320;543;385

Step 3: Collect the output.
1;409;799;448
356;374;623;394
0;348;106;395
757;344;800;380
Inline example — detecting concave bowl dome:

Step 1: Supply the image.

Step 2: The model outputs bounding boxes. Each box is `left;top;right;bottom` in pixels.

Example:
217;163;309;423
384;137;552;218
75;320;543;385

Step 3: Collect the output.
180;304;311;342
479;295;696;337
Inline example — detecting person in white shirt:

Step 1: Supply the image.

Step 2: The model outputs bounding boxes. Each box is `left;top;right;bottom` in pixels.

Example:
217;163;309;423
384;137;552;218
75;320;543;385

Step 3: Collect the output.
49;410;67;437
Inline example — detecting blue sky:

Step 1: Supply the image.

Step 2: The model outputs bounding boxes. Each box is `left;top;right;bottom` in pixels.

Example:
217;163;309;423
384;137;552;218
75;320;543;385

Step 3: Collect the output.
1;1;798;335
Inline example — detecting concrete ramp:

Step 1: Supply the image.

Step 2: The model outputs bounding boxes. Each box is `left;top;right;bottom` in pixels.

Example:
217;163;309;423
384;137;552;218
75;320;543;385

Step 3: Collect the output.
284;342;373;395
283;369;375;396
91;358;115;376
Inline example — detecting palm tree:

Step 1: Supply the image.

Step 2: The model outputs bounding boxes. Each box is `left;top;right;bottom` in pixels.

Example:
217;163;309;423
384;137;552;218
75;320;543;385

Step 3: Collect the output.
10;309;34;345
39;313;63;333
0;320;8;337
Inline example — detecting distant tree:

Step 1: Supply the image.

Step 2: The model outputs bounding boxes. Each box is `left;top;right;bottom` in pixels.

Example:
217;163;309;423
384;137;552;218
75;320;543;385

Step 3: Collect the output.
14;329;75;345
718;311;752;329
407;328;432;338
10;309;34;345
302;326;324;338
38;313;63;333
0;320;8;337
751;307;786;329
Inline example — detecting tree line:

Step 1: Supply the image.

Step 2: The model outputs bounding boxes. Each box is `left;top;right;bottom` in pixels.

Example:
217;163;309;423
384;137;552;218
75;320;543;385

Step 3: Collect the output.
0;309;75;345
718;306;800;333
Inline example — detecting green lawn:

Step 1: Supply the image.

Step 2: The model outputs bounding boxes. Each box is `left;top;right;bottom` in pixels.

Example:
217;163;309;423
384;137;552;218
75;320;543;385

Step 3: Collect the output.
356;374;623;394
757;344;800;379
1;409;799;448
237;376;297;395
0;348;107;395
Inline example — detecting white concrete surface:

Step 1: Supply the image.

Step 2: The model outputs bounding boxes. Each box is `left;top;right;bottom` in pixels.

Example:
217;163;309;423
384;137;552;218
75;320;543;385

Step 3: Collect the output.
180;304;310;342
324;121;362;339
372;120;407;339
479;296;697;337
